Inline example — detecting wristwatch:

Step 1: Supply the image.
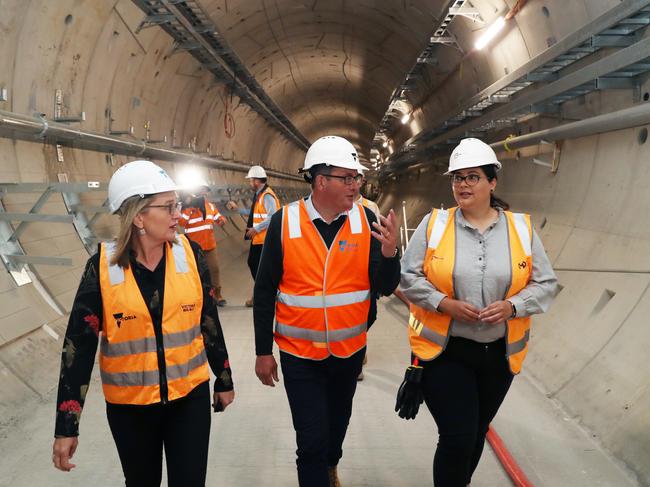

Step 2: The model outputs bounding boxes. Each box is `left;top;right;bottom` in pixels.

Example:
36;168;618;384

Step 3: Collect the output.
508;300;516;318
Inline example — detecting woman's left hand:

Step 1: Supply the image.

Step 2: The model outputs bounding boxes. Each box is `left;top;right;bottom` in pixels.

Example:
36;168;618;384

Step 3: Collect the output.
371;209;399;258
479;300;514;324
214;390;235;411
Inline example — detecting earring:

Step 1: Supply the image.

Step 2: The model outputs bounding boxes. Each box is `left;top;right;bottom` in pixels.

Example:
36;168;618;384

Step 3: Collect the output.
138;228;146;235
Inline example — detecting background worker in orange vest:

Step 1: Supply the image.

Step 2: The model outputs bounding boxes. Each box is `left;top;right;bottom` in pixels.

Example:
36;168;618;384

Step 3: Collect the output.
398;139;558;486
52;161;234;486
226;165;279;307
253;136;401;487
178;179;228;306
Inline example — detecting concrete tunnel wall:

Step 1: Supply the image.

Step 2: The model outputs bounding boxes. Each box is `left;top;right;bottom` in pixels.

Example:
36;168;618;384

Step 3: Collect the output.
0;0;649;485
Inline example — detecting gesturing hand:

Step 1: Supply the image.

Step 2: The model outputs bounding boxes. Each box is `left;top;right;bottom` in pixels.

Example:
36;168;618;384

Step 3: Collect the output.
371;209;398;258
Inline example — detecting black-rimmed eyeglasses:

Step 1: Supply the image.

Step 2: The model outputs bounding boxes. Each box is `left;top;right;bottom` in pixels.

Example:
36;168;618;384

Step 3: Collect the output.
450;174;482;186
324;174;364;185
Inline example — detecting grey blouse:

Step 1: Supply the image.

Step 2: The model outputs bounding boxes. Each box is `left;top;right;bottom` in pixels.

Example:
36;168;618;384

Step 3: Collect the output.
400;208;559;343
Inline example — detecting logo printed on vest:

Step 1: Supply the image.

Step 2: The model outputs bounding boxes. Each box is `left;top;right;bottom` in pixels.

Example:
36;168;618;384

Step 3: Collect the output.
113;312;136;328
181;303;196;312
518;260;527;269
338;240;359;252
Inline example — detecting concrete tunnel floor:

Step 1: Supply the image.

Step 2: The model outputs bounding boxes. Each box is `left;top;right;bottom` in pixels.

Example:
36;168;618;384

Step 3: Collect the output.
0;244;640;487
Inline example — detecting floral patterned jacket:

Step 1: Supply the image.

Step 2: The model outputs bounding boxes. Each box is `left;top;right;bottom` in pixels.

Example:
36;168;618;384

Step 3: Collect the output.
54;241;233;437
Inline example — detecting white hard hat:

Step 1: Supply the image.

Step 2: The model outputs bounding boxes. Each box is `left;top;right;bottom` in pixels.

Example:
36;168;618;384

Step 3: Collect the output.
357;165;369;175
445;138;502;175
108;160;177;213
302;136;366;173
246;165;267;179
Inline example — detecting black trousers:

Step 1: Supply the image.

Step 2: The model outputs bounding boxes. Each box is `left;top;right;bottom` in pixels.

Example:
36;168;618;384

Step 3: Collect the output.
106;381;211;487
247;243;263;280
421;336;514;487
280;348;365;487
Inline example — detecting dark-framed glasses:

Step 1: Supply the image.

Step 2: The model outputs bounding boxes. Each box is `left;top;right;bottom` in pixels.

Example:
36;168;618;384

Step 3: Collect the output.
450;174;482;186
145;201;182;214
324;174;364;185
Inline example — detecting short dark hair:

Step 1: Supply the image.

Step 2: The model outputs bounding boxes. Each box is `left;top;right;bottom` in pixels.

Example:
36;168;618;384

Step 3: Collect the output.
307;164;333;188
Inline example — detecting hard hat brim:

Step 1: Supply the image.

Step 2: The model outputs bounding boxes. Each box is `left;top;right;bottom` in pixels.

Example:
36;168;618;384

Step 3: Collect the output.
443;160;502;176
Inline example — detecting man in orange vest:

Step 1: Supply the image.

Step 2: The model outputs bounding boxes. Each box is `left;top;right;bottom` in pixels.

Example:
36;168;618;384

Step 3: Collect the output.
227;165;280;307
253;136;401;487
178;180;228;306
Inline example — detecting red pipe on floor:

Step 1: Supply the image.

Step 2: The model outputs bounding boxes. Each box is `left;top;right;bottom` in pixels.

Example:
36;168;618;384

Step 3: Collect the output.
486;426;535;487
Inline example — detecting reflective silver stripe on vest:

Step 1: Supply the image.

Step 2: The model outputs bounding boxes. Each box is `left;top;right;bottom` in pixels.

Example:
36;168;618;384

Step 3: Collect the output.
100;349;207;386
103;241;125;285
166;349;208;381
275;321;367;342
277;289;370;308
511;213;532;257
100;324;202;357
254;213;268;218
409;314;447;347
184;224;213;233
348;204;362;234
507;328;530;356
428;209;449;249
171;240;189;273
287;201;301;239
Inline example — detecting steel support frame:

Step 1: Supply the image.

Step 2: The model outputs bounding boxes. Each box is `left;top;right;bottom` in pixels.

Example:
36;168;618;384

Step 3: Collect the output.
133;0;310;152
394;0;650;155
0;182;105;286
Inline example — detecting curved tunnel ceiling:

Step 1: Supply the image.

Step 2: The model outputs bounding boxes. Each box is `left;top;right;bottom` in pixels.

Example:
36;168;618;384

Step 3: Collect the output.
3;1;650;485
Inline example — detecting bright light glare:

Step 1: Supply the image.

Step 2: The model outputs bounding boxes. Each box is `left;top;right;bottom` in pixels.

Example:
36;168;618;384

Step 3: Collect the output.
401;113;410;124
382;140;388;148
176;166;205;190
475;16;505;50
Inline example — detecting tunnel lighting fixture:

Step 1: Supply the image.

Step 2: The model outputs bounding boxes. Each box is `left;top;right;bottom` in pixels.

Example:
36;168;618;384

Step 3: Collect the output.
401;113;411;124
382;140;388;148
475;16;505;50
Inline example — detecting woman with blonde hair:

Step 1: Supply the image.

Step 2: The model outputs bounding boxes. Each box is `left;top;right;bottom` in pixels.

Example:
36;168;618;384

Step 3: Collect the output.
52;160;234;486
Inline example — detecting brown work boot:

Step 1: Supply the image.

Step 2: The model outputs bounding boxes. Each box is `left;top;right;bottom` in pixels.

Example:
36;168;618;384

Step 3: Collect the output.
328;466;341;487
245;297;254;307
215;287;227;307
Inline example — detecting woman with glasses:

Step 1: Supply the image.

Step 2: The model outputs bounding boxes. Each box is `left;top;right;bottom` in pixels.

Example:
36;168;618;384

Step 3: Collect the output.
399;138;558;486
51;160;234;486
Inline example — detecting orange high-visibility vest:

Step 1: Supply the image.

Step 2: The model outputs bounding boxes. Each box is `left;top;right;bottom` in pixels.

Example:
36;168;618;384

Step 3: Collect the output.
408;207;533;374
179;198;222;251
98;235;208;405
275;199;371;360
252;187;280;245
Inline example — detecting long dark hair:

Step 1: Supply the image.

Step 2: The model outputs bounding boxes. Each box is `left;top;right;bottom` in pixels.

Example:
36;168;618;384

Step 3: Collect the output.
480;164;510;210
